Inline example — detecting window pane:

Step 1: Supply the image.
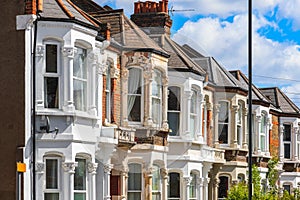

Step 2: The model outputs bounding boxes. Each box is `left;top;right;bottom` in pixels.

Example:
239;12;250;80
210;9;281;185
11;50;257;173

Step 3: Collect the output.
152;70;162;97
74;159;86;190
128;192;141;200
190;116;196;136
283;185;291;194
152;193;161;200
168;173;180;198
260;135;265;151
128;96;141;122
168;87;180;111
218;176;228;198
152;165;161;191
46;159;58;189
128;164;141;190
74;193;86;200
168;112;180;136
74;48;87;79
46;44;57;73
73;79;87;111
128;68;142;95
189;174;196;198
152;98;161;124
283;125;291;141
44;77;59;108
190;90;196;114
284;144;291;159
44;193;59;200
219;102;228;122
218;124;228;144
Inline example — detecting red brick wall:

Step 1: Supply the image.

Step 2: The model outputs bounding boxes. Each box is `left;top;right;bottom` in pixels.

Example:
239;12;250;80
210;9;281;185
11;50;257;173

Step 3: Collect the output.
270;115;279;157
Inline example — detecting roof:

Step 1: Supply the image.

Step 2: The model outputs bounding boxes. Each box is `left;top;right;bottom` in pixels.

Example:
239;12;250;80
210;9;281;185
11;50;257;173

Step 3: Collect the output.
230;70;271;105
181;44;248;91
162;36;206;75
70;0;169;57
259;87;300;115
40;0;99;28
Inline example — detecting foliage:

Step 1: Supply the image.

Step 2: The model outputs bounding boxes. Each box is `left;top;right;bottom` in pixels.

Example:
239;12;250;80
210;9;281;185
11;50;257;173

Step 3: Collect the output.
267;157;279;195
252;165;262;200
226;182;248;200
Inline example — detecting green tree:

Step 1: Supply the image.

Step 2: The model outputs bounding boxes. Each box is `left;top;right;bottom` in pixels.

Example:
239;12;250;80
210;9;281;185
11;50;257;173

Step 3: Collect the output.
267;157;279;195
226;182;248;200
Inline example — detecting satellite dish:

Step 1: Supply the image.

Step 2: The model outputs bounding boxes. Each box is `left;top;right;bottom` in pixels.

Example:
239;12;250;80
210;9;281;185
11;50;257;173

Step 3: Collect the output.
39;116;59;135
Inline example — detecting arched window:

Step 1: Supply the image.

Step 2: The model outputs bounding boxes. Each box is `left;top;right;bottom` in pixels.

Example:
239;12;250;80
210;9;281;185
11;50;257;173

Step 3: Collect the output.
168;86;181;136
105;61;112;122
218;176;229;199
189;173;197;200
152;69;163;126
218;101;229;144
128;68;143;122
283;124;292;159
73;47;87;111
44;157;61;199
168;172;180;200
152;165;161;200
283;183;292;194
128;163;142;200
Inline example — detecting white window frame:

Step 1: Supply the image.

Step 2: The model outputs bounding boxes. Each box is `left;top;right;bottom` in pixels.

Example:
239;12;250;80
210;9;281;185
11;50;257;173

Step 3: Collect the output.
128;163;143;200
218;101;230;145
74;158;88;200
127;67;144;124
190;89;198;138
151;69;163;127
167;86;181;136
73;46;88;112
260;112;268;152
44;157;61;200
44;42;61;109
283;124;292;159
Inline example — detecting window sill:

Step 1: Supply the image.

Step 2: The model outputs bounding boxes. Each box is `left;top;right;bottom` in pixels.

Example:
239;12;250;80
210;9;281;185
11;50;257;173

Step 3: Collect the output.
36;109;100;120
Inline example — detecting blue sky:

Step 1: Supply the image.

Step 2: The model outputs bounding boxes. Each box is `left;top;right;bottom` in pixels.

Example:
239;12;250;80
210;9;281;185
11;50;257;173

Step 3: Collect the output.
95;0;300;105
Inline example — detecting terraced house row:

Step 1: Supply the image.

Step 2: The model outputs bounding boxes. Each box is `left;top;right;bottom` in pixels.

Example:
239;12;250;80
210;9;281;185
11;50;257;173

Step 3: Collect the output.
1;0;300;199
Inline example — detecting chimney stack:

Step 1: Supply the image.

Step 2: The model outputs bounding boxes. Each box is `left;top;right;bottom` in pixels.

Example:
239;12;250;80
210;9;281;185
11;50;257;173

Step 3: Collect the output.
131;0;173;36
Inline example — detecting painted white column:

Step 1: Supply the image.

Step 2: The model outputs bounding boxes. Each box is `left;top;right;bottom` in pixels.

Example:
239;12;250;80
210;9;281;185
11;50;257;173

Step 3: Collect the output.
183;177;192;200
88;52;98;115
197;94;204;141
242;107;248;149
161;168;168;200
104;164;113;200
144;68;153;127
88;162;98;200
120;171;128;200
62;162;77;200
256;116;262;152
203;178;210;200
214;104;220;147
62;47;76;112
144;168;153;200
184;91;192;137
197;177;204;200
120;66;129;126
35;45;45;110
35;162;45;200
162;75;169;131
230;104;238;148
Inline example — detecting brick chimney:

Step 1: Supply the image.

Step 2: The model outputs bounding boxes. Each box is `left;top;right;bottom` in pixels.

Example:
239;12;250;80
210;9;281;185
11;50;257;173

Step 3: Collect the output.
131;0;173;36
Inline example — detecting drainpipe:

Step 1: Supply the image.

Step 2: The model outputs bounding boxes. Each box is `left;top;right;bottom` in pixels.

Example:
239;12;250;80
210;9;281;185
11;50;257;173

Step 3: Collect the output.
32;1;42;199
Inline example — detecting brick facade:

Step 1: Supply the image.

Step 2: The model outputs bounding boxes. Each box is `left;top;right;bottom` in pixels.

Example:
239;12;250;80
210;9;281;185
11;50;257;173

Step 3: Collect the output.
270;115;280;157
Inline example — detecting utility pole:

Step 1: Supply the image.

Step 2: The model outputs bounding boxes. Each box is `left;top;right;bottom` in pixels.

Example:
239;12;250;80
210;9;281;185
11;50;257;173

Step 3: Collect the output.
248;0;253;199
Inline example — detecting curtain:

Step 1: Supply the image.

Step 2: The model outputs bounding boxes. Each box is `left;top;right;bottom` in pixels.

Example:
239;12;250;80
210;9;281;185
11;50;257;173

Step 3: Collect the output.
127;68;141;116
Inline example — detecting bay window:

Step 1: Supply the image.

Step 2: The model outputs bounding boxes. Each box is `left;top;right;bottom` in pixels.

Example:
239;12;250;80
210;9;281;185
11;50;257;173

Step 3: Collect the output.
44;158;60;200
152;165;162;200
74;158;87;200
128;163;142;200
168;86;181;136
283;124;292;159
190;89;197;137
73;47;87;111
168;172;180;200
152;69;162;126
44;44;59;109
218;101;229;144
128;68;143;122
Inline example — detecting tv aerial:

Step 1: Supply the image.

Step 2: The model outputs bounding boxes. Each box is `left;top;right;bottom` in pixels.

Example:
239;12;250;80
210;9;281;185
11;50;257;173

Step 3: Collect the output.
168;6;195;16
